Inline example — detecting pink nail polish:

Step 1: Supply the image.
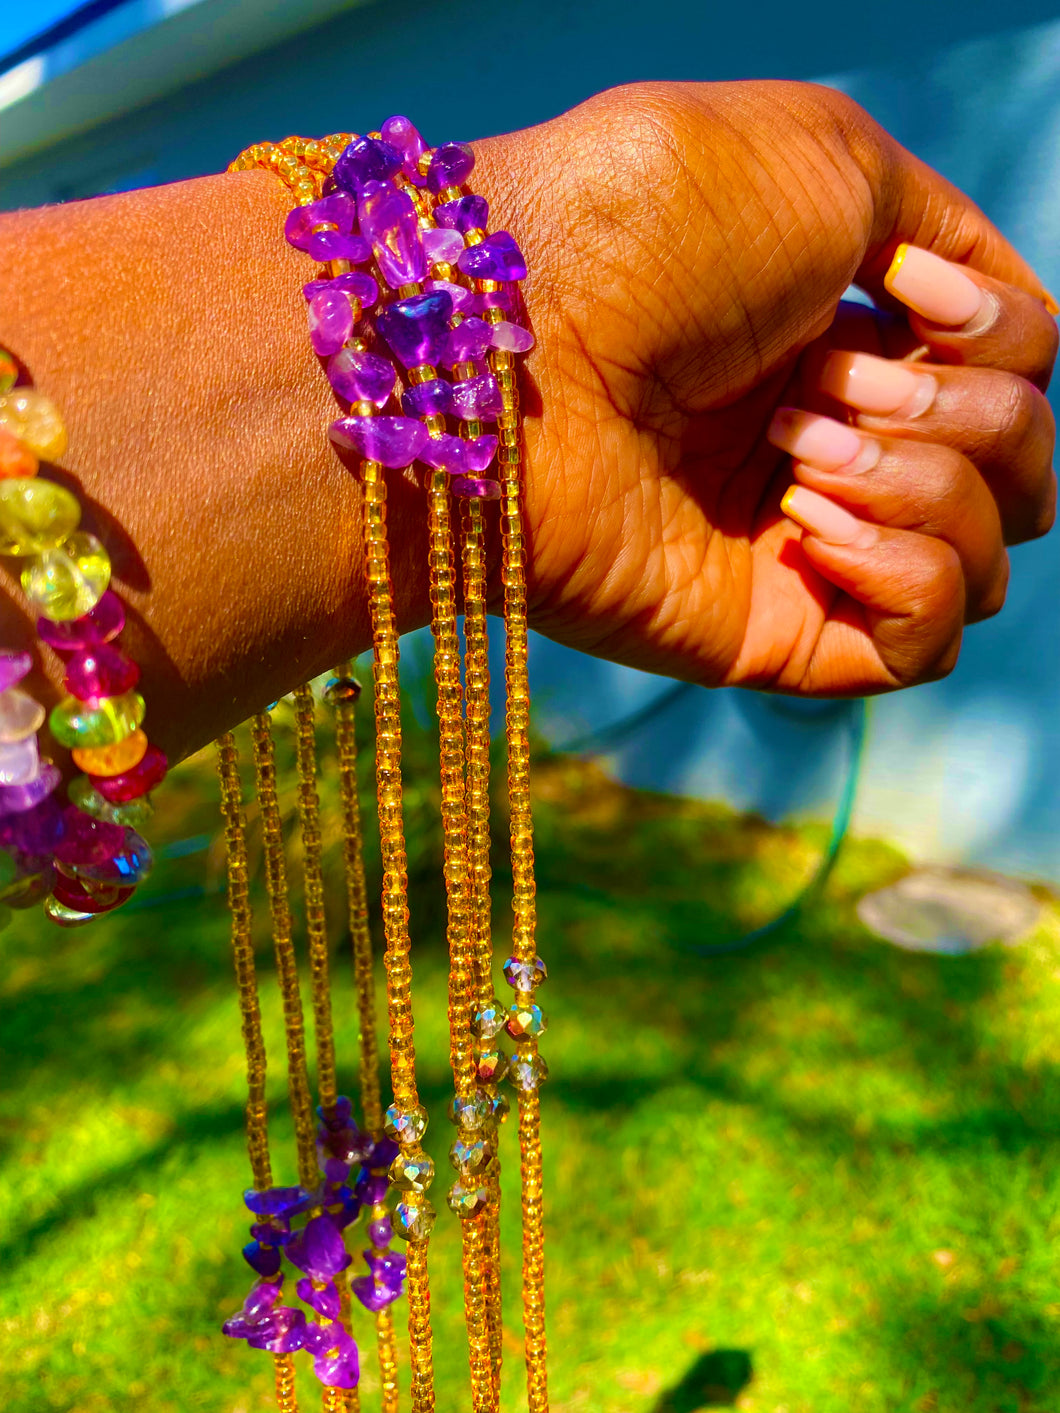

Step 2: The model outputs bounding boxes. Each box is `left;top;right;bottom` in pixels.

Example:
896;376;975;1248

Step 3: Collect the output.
781;486;877;546
884;244;986;327
820;351;936;418
767;409;878;472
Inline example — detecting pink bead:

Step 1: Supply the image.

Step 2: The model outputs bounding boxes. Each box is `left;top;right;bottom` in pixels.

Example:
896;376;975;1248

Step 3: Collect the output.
63;645;140;702
53;807;126;867
90;743;168;803
38;591;125;653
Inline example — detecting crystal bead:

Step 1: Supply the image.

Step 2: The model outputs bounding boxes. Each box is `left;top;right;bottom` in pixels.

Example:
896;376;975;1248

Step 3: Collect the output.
384;1103;428;1145
401;380;453;419
448;1091;492;1130
507;1002;547;1040
507;1053;549;1092
72;728;149;777
63;644;139;702
450;475;501;500
22;531;111;620
477;1048;508;1084
48;689;145;749
426;142;475;193
0;478;79;555
90;743;167;803
0;763;60;820
457;231;528;283
472;1002;506;1039
0;427;38;479
466;434;499;473
0;735;39;786
307;289;355;356
435;194;489;235
449;1136;493;1175
0;390;67;461
334;137;403;196
37;590;125;651
328;415;428;469
43;896;95;927
491;320;535;353
388;1148;434;1193
0;650;31;692
358;181;426;288
451;373;503;421
0;350;16;395
422;226;464;266
504;954;547;988
391;1197;436;1243
447;1180;489;1219
71;826;152;886
0;687;45;743
323;675;361;705
326;349;395;407
377;290;453;369
424;278;474;314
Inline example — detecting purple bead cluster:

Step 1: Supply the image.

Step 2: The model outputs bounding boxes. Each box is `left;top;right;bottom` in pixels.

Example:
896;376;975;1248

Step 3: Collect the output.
283;117;534;501
223;1096;406;1389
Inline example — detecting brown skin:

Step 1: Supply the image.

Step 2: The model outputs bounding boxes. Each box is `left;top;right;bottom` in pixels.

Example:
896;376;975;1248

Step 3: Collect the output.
0;80;1055;761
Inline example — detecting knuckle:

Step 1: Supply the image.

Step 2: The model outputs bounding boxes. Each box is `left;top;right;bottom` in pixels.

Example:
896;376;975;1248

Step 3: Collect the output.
971;557;1010;623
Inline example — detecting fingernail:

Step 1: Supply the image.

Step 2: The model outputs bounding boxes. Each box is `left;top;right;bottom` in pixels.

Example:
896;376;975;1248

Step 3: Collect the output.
1044;289;1060;318
884;244;989;328
821;351;936;418
767;409;879;472
781;486;877;546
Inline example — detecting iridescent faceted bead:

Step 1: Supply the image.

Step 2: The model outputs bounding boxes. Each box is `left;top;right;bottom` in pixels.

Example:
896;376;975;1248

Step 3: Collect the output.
334;137;403;196
401;380;452;418
0;650;31;692
377;291;453;369
447;1180;489;1219
0;350;16;394
323;675;361;705
0;427;38;479
388;1148;434;1193
435;194;489;235
466;434;499;473
391;1197;436;1244
0;687;44;742
418;433;467;475
492;1092;511;1123
22;532;111;620
507;1053;549;1092
491;320;535;353
90;743;167;803
442;317;493;368
504;954;548;988
43;896;94;927
328;415;428;469
72;728;149;777
358;181;426;288
303;271;379;309
37;590;125;652
0;762;60;820
0;478;80;555
449;1136;493;1175
425;142;475;193
450;475;501;500
0;390;68;461
448;1090;492;1130
477;1048;509;1084
506;1002;547;1040
48;689;145;749
424;278;474;314
384;1103;428;1145
457;231;528;283
71;826;152;886
54;808;126;866
472;1002;506;1039
0;735;39;786
307;289;354;357
451;373;503;421
326;349;396;407
422;227;464;266
63;644;139;702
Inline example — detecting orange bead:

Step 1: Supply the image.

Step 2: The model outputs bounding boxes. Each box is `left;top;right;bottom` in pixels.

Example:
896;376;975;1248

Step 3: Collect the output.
0;427;37;479
72;728;149;777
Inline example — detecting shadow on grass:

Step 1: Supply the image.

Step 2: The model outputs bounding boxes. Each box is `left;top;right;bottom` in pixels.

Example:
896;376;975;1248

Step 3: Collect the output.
652;1349;753;1410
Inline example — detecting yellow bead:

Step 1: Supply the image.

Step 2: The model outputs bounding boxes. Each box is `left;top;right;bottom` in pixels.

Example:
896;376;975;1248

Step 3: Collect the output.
72;728;148;777
49;689;145;749
0;477;80;555
0;389;67;461
21;531;110;619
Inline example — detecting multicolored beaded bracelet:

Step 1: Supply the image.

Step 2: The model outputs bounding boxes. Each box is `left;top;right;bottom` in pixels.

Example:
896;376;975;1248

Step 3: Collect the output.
0;349;165;926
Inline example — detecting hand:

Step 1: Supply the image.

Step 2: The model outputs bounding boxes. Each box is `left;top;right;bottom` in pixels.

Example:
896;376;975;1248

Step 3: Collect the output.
477;81;1057;694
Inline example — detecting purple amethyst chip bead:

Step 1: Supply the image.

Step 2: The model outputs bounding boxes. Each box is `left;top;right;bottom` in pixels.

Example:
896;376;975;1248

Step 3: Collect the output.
450;475;502;501
422;227;465;266
426;142;475;193
359;182;426;288
303;271;379;309
457;231;527;283
327;349;396;408
443;317;493;368
418;434;467;475
466;434;499;473
307;230;371;264
333;136;403;196
451;373;504;421
329;416;428;469
435;194;489;234
308;289;354;357
377;290;453;369
402;380;453;419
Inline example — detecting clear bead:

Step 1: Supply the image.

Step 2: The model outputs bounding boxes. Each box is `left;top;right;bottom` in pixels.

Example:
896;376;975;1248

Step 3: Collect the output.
476;1048;508;1085
506;1002;547;1040
447;1180;489;1219
0;687;45;743
384;1102;428;1145
392;1196;436;1243
503;954;547;989
43;896;94;928
507;1053;549;1092
388;1148;434;1193
472;1001;506;1039
448;1090;492;1130
449;1137;493;1176
0;734;39;784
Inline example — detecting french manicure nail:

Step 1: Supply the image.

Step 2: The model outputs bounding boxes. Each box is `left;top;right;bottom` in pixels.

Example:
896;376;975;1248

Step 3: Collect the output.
767;409;879;472
781;486;877;546
821;351;936;418
884;244;988;327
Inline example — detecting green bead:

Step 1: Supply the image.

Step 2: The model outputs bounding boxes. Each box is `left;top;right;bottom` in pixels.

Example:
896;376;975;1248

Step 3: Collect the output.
22;531;110;620
49;689;145;749
67;774;108;818
0;478;79;556
102;796;154;829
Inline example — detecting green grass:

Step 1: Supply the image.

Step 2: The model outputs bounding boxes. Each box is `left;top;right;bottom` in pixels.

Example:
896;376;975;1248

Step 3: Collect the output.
3;690;1060;1413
